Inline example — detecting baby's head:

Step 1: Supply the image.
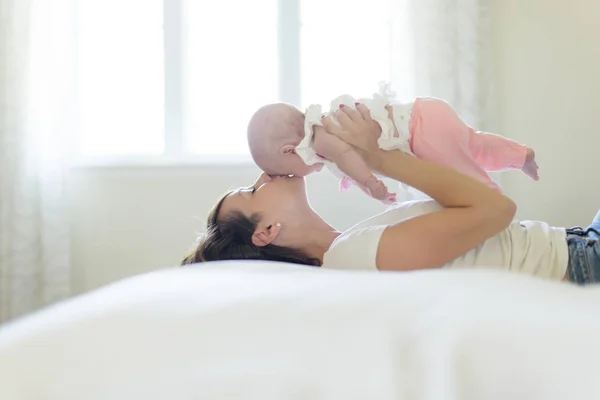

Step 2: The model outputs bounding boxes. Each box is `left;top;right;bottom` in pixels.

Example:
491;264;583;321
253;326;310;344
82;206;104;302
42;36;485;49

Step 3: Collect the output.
247;103;322;177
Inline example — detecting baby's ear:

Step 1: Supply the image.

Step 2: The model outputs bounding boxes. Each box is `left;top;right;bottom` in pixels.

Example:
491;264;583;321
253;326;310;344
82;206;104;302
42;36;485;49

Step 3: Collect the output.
280;145;297;155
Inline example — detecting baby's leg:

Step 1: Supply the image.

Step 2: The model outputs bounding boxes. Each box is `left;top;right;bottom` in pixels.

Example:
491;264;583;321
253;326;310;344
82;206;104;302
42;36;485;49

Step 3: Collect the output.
410;98;502;192
468;130;528;171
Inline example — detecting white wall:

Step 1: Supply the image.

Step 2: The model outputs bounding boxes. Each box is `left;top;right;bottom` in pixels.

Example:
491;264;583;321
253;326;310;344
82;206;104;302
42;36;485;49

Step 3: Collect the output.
69;0;600;294
492;0;600;225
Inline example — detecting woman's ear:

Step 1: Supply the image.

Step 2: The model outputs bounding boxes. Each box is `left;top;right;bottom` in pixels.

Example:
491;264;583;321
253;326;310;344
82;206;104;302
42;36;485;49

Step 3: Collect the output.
251;222;281;247
280;145;297;156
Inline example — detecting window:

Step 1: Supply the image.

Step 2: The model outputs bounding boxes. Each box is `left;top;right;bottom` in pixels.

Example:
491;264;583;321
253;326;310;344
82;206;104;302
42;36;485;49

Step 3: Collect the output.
301;0;392;107
185;0;279;155
77;0;404;159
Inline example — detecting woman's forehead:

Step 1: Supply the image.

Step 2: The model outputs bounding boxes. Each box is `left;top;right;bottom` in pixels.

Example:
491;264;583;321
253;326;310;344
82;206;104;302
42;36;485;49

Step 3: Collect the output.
217;189;247;220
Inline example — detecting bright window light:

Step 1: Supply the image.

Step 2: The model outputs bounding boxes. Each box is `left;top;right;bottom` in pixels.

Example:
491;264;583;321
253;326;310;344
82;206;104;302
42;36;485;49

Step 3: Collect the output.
73;0;405;160
301;0;392;109
184;0;278;155
78;0;164;156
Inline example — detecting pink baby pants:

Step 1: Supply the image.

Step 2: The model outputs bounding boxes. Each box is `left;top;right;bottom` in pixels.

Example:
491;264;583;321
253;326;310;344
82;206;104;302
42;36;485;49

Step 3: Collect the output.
409;97;527;193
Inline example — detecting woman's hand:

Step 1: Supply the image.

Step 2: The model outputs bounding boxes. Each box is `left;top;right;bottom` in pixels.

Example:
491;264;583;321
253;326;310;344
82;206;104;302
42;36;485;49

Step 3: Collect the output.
321;104;383;169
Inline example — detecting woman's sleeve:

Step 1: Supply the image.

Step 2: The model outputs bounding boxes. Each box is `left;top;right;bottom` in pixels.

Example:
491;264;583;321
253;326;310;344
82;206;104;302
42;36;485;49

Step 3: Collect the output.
322;226;387;271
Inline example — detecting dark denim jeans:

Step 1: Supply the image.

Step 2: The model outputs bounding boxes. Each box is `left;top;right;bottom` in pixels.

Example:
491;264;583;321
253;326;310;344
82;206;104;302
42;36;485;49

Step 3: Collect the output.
566;209;600;284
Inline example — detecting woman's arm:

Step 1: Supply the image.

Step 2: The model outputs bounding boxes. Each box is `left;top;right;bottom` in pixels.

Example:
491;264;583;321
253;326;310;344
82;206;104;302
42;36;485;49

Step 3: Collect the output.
322;105;516;271
375;152;515;270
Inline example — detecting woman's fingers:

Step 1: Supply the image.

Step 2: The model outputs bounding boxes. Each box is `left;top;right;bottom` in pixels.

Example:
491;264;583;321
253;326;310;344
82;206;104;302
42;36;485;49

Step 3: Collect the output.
355;103;373;121
322;116;357;146
338;104;363;122
334;107;353;127
321;116;344;136
323;103;381;153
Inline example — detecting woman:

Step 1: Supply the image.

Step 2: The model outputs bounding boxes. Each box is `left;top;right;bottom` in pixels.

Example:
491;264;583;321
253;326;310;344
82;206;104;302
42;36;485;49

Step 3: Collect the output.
182;104;600;284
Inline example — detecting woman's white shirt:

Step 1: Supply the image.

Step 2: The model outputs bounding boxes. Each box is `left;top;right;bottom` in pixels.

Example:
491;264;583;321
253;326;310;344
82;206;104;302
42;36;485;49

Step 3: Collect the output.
322;200;568;280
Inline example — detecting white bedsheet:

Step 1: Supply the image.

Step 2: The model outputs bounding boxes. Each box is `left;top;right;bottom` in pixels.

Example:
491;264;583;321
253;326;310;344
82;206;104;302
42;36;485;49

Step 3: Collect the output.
1;261;600;399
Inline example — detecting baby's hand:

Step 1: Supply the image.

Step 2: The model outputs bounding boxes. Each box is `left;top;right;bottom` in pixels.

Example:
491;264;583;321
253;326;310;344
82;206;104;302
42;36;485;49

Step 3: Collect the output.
364;176;396;205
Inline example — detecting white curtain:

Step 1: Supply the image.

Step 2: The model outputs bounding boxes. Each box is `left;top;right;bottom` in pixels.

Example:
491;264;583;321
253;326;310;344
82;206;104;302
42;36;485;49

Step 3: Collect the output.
399;0;496;130
0;0;75;322
387;0;496;200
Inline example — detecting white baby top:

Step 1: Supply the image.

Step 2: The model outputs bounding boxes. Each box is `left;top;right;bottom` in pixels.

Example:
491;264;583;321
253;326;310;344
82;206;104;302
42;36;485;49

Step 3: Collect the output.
295;84;415;180
322;200;569;280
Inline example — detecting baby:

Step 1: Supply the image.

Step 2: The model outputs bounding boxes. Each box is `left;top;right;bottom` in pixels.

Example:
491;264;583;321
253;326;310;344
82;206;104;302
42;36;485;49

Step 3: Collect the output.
247;86;538;203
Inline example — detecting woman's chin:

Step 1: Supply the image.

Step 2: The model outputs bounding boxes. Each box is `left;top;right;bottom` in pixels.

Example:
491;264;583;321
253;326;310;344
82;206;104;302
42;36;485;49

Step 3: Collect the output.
282;175;307;194
287;175;306;188
268;174;305;189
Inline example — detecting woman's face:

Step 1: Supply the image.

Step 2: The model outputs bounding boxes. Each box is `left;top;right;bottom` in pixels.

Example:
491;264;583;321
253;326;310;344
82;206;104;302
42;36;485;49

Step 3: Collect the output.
218;173;311;227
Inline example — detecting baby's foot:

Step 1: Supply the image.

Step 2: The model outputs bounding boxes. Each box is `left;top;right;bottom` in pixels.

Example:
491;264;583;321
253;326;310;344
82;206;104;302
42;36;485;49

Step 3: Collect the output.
522;148;539;181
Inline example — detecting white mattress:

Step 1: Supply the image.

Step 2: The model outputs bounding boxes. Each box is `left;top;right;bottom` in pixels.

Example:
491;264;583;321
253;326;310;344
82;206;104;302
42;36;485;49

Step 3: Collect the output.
1;261;600;399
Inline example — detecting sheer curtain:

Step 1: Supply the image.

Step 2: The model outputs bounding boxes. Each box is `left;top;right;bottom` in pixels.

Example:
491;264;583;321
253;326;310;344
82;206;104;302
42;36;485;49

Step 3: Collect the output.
403;0;496;129
0;0;74;322
387;0;496;200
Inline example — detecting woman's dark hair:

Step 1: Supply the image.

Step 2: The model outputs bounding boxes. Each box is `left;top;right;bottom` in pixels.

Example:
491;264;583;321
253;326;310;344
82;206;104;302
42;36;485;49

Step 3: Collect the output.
181;192;321;267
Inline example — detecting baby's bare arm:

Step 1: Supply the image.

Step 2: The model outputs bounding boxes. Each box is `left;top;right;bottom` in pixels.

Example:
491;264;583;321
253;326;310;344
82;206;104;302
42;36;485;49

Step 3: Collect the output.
312;126;374;185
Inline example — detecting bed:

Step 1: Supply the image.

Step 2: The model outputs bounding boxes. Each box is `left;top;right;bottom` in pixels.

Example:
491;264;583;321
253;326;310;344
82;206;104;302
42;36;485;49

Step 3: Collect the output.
1;261;599;399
